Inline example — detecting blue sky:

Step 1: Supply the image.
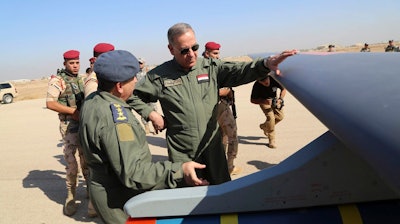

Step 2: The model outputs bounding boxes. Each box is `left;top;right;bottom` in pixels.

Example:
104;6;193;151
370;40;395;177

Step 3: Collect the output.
0;0;399;81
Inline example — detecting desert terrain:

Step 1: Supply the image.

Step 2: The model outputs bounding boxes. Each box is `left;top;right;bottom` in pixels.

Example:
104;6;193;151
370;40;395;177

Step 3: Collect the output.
9;41;392;102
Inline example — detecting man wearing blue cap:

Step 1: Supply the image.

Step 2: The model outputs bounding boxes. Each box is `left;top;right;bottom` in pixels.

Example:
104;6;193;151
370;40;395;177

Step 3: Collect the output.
79;50;209;224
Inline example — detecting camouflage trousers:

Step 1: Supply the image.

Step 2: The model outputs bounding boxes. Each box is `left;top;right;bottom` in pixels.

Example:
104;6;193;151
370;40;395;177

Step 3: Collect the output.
259;104;284;140
217;100;238;165
59;121;89;190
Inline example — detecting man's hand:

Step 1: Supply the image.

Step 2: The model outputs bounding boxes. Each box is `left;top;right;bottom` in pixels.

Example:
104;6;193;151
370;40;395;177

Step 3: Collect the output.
71;109;80;121
182;161;209;186
148;111;165;134
266;49;298;75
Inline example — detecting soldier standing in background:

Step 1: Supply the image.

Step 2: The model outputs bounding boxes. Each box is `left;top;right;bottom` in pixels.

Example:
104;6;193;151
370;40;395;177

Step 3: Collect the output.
83;43;115;97
385;40;399;52
46;50;96;217
360;43;371;52
328;44;335;52
203;41;241;175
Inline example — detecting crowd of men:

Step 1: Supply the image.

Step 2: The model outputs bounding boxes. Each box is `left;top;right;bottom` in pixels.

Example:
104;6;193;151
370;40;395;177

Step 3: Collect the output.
46;22;397;223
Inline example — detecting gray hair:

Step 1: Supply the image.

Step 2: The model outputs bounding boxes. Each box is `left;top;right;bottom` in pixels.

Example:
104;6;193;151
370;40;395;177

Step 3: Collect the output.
167;23;194;45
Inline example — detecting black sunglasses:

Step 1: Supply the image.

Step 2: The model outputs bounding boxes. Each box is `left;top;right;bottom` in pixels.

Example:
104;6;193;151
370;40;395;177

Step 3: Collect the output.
180;44;199;55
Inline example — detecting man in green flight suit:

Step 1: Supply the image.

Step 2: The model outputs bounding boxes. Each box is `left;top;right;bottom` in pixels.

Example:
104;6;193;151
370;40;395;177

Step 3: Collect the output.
79;50;209;224
129;22;297;185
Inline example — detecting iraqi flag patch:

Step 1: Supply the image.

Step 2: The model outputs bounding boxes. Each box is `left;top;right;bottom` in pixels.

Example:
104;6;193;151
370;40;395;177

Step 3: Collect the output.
196;74;209;83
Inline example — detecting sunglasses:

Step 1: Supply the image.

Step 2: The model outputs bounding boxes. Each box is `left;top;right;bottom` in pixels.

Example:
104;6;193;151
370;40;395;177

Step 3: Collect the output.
179;44;199;55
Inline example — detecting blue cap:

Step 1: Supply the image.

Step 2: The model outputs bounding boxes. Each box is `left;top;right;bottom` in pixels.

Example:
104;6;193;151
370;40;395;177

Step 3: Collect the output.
94;50;140;82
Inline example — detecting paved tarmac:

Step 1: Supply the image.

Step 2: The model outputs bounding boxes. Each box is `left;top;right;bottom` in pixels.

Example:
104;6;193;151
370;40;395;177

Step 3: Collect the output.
0;82;327;224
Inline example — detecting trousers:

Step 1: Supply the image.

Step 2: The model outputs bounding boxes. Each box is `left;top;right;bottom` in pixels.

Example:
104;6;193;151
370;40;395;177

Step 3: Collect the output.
217;99;238;169
59;121;89;189
259;104;284;140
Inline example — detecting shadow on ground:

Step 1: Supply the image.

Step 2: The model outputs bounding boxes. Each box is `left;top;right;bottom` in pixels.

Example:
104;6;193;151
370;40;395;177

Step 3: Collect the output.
247;160;276;170
146;135;167;148
238;135;267;146
21;155;101;223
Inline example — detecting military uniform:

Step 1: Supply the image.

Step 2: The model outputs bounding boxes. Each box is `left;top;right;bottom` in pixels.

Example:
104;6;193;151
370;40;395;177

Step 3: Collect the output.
385;45;399;52
251;78;285;148
216;88;239;174
136;69;158;134
83;72;98;97
385;40;399;52
360;46;370;52
130;57;270;185
79;50;193;224
80;78;185;224
46;68;89;215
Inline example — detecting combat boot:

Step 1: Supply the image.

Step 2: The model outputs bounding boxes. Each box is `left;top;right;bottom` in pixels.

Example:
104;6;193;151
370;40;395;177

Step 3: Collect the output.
64;187;77;216
227;156;242;176
229;166;242;175
268;135;277;148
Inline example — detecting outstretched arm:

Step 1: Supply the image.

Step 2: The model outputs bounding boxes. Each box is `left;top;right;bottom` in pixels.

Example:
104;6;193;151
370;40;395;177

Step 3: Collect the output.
264;49;298;75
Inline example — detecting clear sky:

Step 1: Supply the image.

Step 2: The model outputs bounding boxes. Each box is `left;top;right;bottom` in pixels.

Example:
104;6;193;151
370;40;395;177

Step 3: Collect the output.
0;0;399;81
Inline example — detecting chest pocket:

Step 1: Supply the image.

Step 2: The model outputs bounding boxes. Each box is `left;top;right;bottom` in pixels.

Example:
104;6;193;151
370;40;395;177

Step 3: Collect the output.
159;76;185;104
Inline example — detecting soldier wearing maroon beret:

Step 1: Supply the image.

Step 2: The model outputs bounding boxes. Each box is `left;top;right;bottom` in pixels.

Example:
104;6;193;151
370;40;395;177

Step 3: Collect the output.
205;41;221;50
84;43;115;97
93;43;115;57
63;50;80;60
203;41;221;59
46;49;96;217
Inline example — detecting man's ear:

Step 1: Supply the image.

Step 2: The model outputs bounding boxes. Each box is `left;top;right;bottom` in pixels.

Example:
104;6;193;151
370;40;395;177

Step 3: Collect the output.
168;44;174;56
115;82;124;94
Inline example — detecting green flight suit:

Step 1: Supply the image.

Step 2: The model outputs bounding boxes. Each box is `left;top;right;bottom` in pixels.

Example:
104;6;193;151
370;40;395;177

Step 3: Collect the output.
79;91;184;224
129;57;270;185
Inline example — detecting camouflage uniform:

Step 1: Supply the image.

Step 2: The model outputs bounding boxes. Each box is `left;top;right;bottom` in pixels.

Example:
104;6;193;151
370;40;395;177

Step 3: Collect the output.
46;70;90;214
385;42;399;52
216;88;239;174
83;72;98;98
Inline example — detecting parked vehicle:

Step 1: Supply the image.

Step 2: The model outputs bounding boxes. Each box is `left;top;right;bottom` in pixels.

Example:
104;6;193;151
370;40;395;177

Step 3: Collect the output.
0;82;18;104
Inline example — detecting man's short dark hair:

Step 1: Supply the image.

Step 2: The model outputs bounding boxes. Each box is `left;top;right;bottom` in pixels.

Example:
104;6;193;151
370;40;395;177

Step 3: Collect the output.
97;78;116;92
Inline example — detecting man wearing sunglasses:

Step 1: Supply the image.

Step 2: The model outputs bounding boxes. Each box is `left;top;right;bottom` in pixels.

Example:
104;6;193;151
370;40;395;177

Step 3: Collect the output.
130;22;297;185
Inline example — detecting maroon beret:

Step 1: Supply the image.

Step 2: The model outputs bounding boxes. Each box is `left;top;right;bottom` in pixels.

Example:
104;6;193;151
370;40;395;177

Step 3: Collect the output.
89;57;96;63
93;43;115;57
63;50;80;60
205;41;221;50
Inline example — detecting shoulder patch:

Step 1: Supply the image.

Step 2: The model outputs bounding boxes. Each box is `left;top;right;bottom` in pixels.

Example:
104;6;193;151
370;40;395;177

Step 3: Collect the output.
110;103;128;123
116;123;135;142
